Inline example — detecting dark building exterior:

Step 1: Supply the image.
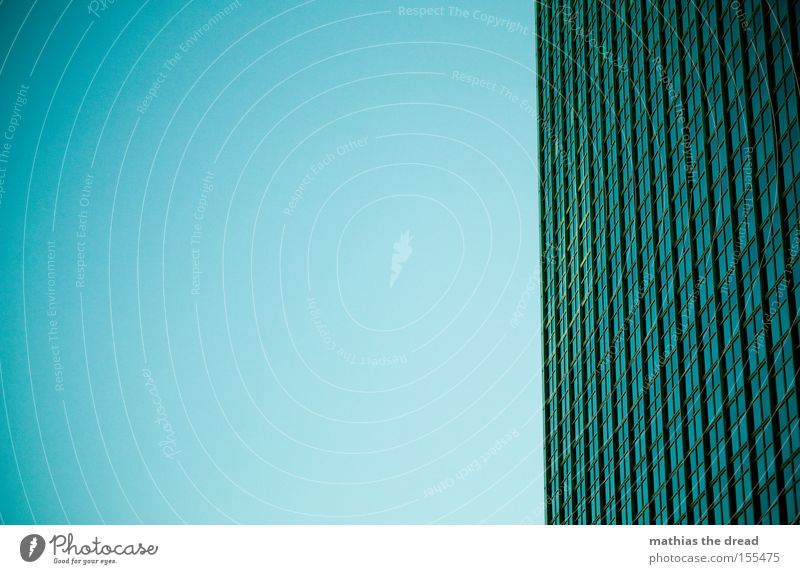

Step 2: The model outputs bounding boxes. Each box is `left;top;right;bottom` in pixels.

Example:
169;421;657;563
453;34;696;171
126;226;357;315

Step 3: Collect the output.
537;0;800;523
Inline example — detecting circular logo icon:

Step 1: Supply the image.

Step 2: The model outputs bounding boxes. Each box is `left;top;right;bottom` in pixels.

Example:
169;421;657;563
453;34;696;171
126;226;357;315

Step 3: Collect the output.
20;534;45;562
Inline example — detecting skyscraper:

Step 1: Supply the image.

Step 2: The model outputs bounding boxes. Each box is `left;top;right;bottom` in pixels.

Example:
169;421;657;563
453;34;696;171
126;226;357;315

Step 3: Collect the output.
537;0;800;523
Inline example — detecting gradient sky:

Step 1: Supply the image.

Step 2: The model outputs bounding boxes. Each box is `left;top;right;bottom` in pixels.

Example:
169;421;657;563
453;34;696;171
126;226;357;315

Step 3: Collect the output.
0;0;542;524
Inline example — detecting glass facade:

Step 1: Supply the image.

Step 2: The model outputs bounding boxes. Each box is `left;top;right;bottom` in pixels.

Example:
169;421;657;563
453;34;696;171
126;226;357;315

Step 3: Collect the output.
537;0;800;523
